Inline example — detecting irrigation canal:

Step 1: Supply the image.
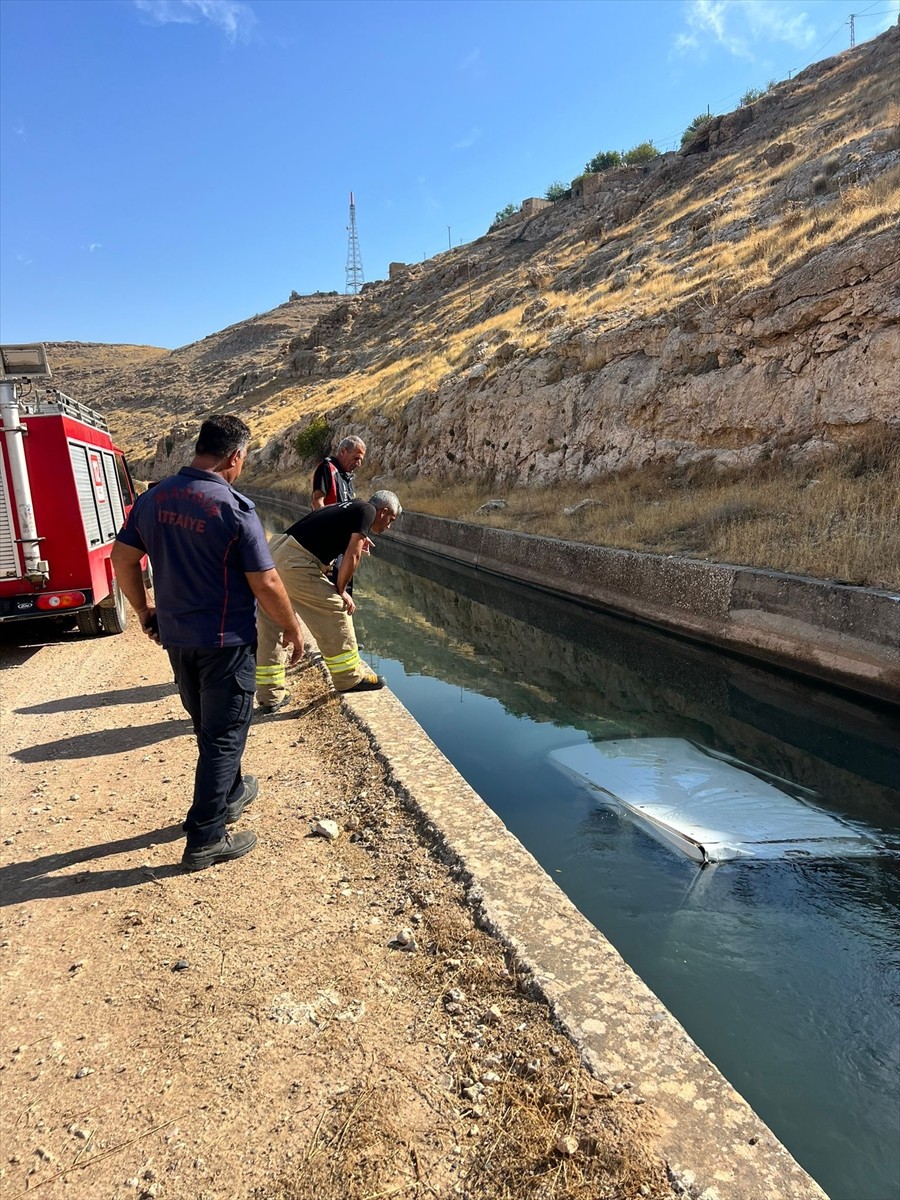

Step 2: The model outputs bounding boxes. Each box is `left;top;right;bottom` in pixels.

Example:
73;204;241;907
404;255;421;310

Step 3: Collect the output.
262;508;900;1200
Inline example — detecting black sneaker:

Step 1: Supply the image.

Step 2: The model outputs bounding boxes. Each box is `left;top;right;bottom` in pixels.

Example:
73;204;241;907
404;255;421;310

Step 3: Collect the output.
342;673;386;693
257;695;288;716
181;830;258;872
225;775;258;825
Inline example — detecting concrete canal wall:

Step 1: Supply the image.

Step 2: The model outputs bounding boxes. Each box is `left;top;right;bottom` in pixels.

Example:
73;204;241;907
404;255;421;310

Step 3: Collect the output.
389;511;900;706
339;674;829;1200
252;490;898;705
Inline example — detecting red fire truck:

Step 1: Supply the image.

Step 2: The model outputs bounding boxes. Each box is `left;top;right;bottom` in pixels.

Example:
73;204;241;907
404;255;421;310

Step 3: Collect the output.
0;342;139;635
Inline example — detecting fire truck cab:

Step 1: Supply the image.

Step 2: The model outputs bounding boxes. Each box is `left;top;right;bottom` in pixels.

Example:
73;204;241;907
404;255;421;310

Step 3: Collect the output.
0;342;138;635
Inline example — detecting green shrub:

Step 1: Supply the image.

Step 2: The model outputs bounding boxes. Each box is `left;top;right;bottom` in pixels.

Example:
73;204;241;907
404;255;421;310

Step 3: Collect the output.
740;86;766;106
489;203;518;231
623;141;660;164
585;149;622;173
681;113;715;145
294;415;331;461
545;180;570;201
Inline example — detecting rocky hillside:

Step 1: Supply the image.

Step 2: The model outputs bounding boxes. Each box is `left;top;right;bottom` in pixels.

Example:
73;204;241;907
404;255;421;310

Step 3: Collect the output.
48;28;899;487
44;295;343;471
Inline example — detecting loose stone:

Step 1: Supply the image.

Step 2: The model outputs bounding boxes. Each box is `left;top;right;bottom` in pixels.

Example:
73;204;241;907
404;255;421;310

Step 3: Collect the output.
311;819;340;841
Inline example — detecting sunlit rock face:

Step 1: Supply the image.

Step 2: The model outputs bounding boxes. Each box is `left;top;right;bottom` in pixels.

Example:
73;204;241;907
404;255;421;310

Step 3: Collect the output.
47;27;899;489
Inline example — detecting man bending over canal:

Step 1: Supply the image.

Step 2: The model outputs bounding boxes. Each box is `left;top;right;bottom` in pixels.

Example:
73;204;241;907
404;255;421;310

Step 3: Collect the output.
255;491;401;712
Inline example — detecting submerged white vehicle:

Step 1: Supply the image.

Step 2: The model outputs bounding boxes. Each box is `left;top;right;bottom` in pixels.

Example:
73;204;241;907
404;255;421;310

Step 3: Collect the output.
549;738;881;865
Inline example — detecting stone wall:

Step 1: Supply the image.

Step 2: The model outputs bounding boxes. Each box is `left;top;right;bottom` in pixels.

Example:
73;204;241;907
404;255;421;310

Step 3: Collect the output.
388;511;900;705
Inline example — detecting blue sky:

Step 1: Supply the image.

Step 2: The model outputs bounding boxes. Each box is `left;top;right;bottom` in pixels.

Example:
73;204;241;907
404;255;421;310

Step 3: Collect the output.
1;0;897;350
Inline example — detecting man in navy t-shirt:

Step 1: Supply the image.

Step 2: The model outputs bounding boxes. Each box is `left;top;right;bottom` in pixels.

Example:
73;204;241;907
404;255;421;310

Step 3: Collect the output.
112;415;304;871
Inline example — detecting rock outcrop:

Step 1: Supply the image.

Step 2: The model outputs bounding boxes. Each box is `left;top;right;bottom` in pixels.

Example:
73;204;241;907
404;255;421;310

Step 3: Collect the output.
45;27;900;487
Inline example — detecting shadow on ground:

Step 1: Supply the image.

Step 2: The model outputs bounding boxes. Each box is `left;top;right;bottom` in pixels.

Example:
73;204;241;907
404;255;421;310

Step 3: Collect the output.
1;824;186;905
16;681;179;716
10;718;193;763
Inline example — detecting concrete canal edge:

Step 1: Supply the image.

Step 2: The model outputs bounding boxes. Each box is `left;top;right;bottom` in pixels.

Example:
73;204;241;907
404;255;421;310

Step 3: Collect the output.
388;511;900;706
338;682;829;1200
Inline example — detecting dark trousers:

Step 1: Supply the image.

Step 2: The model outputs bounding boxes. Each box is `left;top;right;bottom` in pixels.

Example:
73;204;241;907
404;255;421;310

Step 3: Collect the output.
168;643;256;848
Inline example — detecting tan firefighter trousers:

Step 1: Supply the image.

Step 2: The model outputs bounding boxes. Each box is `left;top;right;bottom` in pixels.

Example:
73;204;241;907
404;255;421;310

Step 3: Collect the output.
255;532;370;704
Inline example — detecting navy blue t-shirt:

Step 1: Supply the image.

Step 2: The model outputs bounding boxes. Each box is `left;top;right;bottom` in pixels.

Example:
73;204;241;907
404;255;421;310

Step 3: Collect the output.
116;466;274;648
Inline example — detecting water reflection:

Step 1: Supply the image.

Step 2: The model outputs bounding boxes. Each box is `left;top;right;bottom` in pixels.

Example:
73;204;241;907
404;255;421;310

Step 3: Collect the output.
363;541;900;832
259;508;900;1200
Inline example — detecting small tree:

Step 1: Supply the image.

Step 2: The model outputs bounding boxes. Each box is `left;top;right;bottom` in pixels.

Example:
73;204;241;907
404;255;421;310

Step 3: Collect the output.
489;203;518;231
585;149;622;174
740;86;765;106
294;415;331;461
545;180;570;201
623;141;660;164
681;113;715;145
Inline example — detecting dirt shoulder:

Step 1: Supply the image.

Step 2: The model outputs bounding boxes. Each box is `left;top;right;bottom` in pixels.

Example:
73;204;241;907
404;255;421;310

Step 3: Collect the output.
0;622;674;1200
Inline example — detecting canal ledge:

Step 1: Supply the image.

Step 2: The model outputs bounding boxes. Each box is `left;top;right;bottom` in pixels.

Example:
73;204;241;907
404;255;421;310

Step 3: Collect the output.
388;511;900;707
338;680;829;1200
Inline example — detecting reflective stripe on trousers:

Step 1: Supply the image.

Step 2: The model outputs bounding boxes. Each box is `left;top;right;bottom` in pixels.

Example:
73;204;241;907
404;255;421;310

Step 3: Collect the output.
255;662;285;688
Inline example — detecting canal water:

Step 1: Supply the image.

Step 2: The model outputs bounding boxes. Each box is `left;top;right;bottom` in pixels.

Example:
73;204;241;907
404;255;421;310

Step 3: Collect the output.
262;510;900;1200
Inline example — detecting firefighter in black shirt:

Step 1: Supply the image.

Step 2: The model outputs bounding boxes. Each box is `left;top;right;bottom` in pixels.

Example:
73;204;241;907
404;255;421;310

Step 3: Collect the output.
255;491;401;711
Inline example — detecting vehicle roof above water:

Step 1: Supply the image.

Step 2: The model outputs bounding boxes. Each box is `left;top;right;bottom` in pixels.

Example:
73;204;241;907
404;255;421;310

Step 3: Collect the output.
549;737;882;864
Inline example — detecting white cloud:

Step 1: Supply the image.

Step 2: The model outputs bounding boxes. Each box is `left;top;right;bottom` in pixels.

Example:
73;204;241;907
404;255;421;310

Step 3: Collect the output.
458;48;482;72
134;0;257;44
674;0;817;60
89;243;102;253
452;127;482;151
742;1;815;48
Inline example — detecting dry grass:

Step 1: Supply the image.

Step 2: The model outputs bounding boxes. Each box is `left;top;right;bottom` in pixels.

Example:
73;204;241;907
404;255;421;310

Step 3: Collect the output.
381;425;900;590
258;897;671;1200
256;1079;419;1200
552;164;900;330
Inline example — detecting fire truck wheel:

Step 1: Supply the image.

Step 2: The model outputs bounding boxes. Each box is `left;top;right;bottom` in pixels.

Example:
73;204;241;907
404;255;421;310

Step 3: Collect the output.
98;580;128;635
76;606;105;636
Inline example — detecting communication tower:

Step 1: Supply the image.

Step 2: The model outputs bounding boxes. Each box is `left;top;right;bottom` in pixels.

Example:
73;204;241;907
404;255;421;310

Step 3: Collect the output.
345;192;365;295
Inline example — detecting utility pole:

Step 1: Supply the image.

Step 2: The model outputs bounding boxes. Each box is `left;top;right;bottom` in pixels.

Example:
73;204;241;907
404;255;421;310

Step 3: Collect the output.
447;226;452;251
345;192;364;295
848;13;855;47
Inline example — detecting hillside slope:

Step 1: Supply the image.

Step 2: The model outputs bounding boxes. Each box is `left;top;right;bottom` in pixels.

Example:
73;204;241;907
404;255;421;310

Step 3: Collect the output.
42;29;899;584
44;294;343;464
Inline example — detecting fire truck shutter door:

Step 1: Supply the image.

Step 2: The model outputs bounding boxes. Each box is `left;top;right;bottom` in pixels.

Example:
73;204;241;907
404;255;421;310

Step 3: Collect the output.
69;442;104;547
0;444;23;578
101;451;126;536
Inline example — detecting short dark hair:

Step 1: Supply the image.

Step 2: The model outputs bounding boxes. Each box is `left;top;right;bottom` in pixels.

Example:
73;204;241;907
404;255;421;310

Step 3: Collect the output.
195;415;251;459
